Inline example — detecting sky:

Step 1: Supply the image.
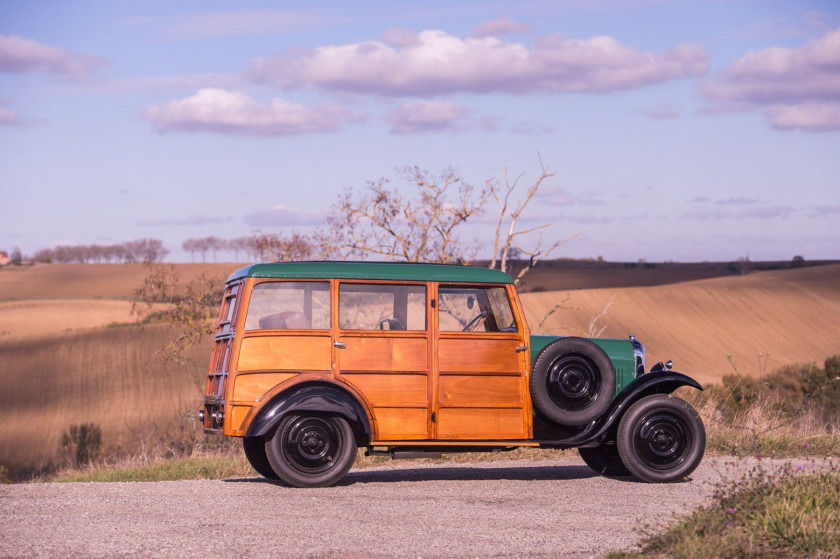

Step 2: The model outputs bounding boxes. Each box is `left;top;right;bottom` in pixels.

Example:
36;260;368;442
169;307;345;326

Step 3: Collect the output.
1;0;839;263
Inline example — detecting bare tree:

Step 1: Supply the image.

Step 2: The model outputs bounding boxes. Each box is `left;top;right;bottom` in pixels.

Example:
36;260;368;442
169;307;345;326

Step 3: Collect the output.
254;232;315;262
486;155;574;284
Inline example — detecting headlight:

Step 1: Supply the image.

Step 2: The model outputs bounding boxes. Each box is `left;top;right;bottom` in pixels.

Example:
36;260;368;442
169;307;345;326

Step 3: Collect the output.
629;335;646;377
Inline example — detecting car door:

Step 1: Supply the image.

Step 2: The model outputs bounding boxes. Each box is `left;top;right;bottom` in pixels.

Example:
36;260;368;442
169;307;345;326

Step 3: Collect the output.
434;283;529;440
335;281;432;441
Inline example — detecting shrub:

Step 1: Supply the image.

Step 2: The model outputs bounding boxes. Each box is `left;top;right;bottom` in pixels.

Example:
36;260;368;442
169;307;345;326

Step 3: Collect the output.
60;423;103;467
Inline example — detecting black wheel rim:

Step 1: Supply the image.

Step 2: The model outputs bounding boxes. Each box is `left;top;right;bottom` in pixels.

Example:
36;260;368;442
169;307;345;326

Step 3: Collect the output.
633;411;690;470
280;416;343;475
546;354;601;411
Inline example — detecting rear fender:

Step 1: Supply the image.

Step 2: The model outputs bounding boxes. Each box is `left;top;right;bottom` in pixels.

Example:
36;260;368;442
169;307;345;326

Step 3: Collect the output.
246;382;372;446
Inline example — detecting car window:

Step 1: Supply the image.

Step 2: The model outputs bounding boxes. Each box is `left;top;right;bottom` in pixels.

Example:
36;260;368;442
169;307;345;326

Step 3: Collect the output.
438;286;517;332
245;281;330;330
339;283;426;331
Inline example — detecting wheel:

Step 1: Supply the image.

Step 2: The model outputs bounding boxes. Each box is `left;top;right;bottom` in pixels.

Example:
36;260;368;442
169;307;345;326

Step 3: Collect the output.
265;414;357;488
243;436;279;480
616;394;706;483
578;443;630;476
529;337;616;426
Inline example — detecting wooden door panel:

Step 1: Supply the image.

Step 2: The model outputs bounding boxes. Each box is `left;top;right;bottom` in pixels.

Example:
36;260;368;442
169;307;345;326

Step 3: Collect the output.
438;338;520;374
343;373;427;407
340;336;427;372
237;336;331;372
437;408;525;439
438;375;522;407
374;407;428;440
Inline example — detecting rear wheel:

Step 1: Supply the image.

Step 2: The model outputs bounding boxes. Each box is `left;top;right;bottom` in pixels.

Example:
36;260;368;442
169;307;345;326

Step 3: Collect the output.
243;436;279;480
265;414;357;488
578;443;630;476
617;394;705;483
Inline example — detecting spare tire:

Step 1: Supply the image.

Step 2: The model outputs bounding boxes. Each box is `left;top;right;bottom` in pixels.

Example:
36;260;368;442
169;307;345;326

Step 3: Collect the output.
530;337;616;426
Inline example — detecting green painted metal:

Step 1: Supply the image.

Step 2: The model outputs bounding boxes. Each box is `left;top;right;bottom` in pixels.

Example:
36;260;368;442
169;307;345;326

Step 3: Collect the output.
529;334;637;395
227;261;514;284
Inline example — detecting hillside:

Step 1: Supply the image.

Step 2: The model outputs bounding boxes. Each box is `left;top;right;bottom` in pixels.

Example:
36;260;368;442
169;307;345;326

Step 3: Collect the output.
521;264;840;385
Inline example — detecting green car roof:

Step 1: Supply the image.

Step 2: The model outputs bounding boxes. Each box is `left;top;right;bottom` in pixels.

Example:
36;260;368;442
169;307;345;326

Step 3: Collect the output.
227;261;514;284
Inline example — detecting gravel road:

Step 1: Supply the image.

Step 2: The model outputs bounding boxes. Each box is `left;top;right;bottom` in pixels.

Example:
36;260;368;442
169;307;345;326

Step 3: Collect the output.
0;457;766;558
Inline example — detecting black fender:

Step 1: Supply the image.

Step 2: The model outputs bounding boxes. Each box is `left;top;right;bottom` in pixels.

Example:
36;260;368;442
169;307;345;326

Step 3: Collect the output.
537;371;702;447
246;382;372;446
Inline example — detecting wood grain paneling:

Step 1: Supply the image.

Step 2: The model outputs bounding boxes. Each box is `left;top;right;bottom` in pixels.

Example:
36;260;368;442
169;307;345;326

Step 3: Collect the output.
438;375;522;407
374;407;428;440
232;372;298;401
229;405;252;432
237;336;331;372
342;373;427;407
437;408;525;439
438;339;520;374
340;337;427;372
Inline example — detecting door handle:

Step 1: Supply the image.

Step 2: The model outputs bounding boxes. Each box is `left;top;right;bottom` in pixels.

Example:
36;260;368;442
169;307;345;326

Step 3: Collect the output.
334;342;347;349
516;345;527;352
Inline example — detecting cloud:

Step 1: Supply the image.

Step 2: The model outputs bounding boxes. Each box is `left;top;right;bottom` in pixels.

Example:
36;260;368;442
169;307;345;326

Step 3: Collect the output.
141;89;345;136
717;197;759;205
0;34;103;79
471;17;533;38
808;204;840;217
249;29;709;96
640;103;679;119
734;205;794;219
136;215;224;226
124;10;325;40
244;205;324;227
0;106;21;127
383;101;471;134
682;208;731;220
535;186;604;207
702;26;840;131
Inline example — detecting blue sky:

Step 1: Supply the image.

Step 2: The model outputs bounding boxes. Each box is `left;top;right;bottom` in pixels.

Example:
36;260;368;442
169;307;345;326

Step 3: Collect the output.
1;0;839;262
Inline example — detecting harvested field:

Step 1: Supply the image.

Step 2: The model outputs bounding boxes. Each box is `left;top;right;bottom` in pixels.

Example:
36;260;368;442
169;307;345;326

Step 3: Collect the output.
0;263;239;301
0;324;207;475
0;299;140;341
521;263;840;385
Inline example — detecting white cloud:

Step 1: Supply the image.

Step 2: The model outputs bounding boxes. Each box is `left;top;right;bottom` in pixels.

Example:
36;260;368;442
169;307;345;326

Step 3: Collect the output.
249;29;709;96
717;197;759;205
105;73;241;93
471;17;533;38
383;101;470;134
0;34;103;79
141;89;345;136
702;26;840;131
244;205;325;227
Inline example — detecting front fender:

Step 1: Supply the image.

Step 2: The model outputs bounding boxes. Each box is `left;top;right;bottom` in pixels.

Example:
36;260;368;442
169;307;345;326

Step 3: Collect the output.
538;371;702;447
246;383;372;445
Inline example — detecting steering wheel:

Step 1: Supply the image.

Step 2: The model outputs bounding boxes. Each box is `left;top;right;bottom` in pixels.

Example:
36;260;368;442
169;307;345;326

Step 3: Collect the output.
462;311;489;332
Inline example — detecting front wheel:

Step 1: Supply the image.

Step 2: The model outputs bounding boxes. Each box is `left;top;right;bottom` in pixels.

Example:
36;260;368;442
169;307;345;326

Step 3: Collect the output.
243;436;279;480
617;394;705;483
265;414;357;488
578;443;630;477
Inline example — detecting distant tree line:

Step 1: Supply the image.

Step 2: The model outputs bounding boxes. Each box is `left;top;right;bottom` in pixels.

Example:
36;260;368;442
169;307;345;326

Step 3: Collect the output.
33;239;169;264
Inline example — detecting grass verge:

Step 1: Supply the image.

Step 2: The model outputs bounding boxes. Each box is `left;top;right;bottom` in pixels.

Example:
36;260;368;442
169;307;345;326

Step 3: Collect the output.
610;463;840;559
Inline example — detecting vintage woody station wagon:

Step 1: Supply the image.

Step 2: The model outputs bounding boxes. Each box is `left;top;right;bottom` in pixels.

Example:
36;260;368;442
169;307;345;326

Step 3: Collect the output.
202;262;705;487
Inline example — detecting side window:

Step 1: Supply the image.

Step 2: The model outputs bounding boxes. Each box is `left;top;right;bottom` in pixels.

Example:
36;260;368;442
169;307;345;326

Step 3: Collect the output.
245;281;330;330
339;283;426;331
438;286;518;333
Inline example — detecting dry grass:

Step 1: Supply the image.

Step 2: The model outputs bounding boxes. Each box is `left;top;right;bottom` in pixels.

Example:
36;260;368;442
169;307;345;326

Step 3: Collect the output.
0;323;208;477
522;264;840;385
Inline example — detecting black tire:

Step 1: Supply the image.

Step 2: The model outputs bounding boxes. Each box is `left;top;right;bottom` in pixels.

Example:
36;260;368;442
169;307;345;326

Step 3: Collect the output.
530;337;616;426
243;436;279;480
617;394;706;483
578;443;631;476
265;414;357;488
